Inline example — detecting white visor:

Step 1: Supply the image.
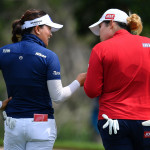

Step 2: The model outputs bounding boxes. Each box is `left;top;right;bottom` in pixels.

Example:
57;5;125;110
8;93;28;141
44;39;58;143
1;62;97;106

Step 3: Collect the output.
21;14;63;32
89;9;129;36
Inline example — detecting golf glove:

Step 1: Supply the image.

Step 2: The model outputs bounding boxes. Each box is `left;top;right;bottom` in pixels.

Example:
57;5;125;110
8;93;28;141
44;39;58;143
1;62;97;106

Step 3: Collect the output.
142;120;150;126
102;114;119;135
3;111;16;129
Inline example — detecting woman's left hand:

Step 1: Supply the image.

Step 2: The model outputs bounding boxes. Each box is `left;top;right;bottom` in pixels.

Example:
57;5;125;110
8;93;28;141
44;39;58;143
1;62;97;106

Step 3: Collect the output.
0;97;12;110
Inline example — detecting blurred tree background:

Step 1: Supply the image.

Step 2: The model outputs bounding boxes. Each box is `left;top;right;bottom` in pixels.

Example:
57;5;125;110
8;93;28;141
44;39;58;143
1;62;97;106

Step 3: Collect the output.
0;0;150;146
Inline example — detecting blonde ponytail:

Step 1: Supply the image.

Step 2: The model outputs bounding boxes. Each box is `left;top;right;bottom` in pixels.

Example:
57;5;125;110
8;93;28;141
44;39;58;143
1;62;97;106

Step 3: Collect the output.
127;14;143;35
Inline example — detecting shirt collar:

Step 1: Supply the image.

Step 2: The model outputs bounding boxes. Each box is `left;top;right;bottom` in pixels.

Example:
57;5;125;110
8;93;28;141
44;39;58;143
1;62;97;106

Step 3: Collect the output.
21;34;46;47
113;29;130;37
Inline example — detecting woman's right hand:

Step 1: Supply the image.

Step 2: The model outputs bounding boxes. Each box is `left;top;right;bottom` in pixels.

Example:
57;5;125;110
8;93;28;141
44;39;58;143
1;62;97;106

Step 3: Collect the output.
76;72;87;87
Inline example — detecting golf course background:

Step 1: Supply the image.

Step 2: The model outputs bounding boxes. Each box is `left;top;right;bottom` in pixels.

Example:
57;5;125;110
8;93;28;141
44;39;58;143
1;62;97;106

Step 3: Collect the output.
0;0;150;149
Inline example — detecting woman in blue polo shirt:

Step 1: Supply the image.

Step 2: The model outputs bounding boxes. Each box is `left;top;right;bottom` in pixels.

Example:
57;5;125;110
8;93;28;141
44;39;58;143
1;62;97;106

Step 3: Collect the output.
0;9;86;150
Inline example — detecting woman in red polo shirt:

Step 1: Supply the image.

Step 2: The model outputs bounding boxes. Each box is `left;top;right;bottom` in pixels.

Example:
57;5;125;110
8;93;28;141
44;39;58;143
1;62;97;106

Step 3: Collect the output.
84;8;150;150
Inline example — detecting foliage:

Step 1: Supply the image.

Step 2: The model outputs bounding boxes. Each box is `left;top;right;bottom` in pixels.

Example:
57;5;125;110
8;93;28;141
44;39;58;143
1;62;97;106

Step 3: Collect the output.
56;122;94;141
0;0;150;147
0;72;6;100
73;0;150;47
0;138;3;147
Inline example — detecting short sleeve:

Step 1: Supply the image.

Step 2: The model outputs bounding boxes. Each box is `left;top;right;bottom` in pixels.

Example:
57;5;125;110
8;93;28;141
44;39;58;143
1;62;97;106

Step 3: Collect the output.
47;53;61;80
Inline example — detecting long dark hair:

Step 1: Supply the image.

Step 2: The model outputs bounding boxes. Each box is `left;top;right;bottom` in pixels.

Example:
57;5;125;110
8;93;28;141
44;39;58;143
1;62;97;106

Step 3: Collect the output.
12;9;46;43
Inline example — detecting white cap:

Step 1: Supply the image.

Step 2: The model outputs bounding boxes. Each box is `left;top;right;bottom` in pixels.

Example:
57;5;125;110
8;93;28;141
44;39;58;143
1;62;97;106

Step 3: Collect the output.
22;14;63;32
89;9;129;36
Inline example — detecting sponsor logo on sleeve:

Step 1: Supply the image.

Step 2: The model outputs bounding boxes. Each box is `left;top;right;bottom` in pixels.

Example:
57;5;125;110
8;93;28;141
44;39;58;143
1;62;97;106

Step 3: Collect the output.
105;14;115;19
35;52;47;58
144;131;150;138
53;71;60;75
142;43;150;47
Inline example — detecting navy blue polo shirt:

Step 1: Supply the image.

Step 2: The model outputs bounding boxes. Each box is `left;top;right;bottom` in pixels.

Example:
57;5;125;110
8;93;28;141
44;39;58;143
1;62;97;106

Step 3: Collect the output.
0;34;61;118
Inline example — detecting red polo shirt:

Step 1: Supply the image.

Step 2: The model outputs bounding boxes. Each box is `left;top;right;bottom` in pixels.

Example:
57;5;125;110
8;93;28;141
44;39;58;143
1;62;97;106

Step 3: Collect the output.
84;29;150;120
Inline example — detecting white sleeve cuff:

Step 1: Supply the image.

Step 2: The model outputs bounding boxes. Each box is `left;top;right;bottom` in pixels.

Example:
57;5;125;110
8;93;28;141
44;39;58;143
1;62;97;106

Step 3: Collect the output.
47;79;80;103
0;101;2;109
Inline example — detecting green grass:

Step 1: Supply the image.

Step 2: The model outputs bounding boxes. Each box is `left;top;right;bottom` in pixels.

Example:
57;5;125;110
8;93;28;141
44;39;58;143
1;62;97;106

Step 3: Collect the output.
0;138;3;146
54;141;104;150
0;138;105;150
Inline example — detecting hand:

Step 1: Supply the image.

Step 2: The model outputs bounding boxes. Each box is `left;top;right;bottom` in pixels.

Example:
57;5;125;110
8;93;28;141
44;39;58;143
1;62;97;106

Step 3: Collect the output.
3;111;16;129
0;97;12;110
142;120;150;126
76;72;87;87
102;114;119;135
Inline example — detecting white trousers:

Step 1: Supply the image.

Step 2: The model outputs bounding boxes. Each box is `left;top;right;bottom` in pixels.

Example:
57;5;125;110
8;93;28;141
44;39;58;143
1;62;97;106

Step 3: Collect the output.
4;118;57;150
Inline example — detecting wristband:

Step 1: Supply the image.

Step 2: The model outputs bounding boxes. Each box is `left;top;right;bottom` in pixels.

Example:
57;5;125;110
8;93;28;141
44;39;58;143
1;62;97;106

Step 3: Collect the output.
0;101;2;109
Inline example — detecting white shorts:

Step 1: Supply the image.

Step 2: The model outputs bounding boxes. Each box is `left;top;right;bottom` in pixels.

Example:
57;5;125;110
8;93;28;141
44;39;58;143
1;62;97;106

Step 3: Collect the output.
4;118;57;150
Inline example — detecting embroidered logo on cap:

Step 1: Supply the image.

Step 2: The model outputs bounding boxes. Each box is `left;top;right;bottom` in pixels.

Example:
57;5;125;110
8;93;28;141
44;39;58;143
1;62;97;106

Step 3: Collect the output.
144;131;150;138
105;14;115;19
30;20;42;26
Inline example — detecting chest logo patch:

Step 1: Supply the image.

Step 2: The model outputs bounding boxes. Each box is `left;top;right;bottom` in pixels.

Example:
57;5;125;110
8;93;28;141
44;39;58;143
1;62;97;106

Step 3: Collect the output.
3;49;10;53
19;56;23;60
